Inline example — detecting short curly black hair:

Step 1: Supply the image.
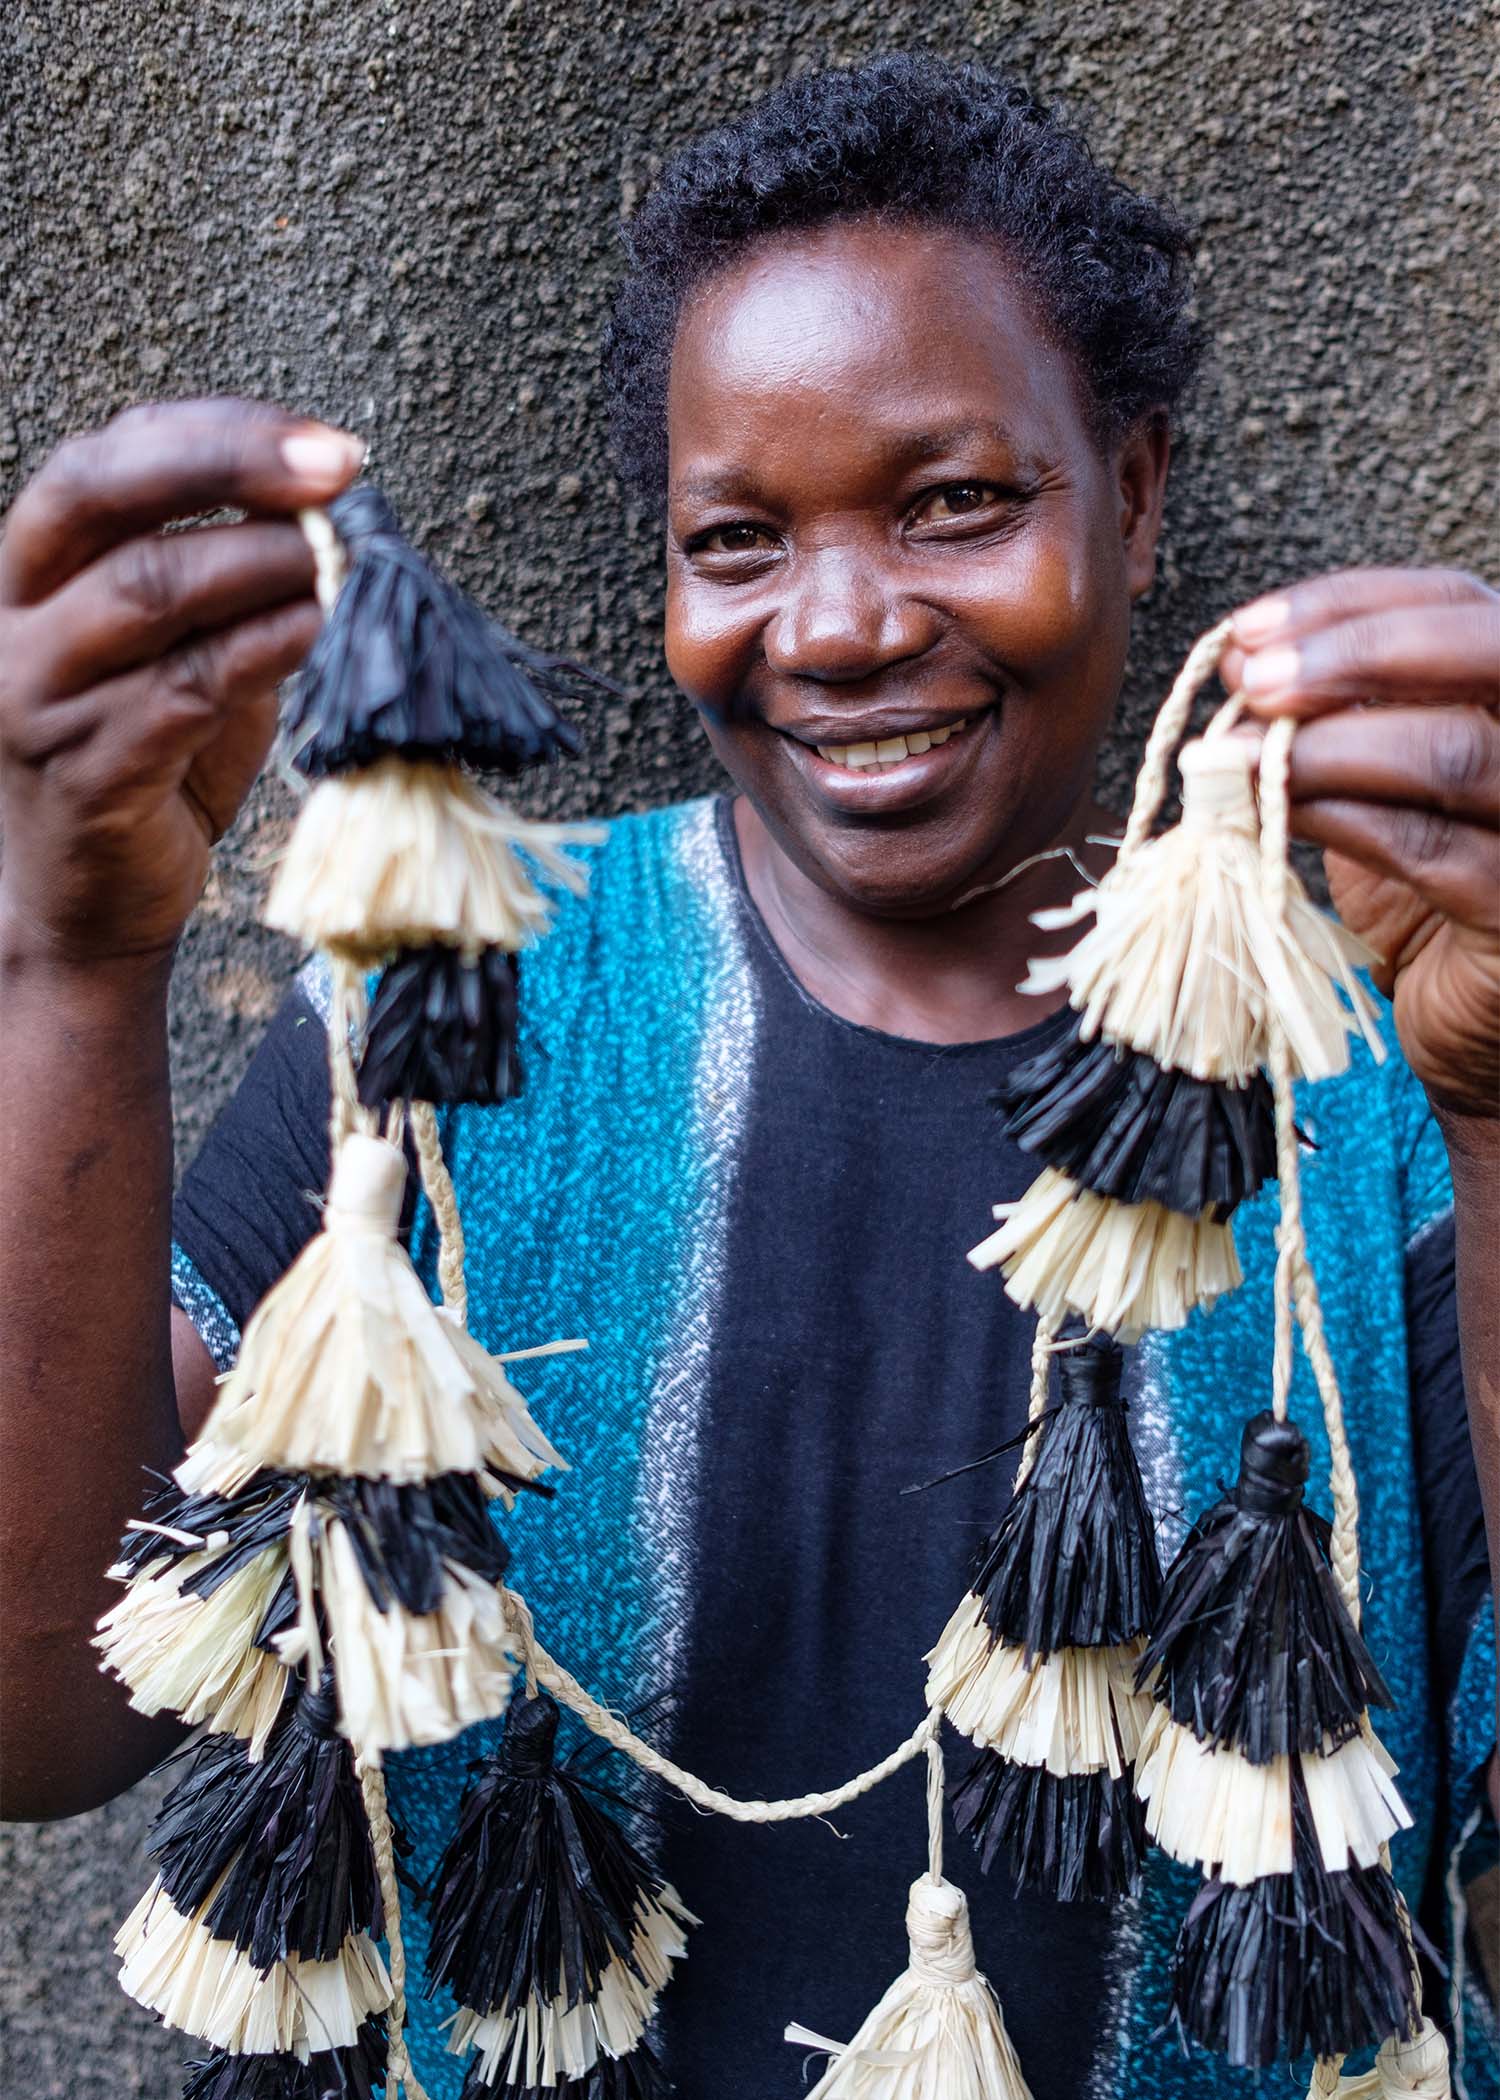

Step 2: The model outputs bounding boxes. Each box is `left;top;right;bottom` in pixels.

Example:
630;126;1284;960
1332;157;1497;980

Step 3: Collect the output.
604;53;1202;504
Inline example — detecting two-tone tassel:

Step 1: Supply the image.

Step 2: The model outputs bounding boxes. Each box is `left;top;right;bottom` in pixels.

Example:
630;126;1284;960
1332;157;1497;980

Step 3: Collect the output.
116;1674;392;2058
269;487;602;1109
1134;1411;1418;2065
928;1338;1159;1902
972;632;1382;1339
425;1690;692;2097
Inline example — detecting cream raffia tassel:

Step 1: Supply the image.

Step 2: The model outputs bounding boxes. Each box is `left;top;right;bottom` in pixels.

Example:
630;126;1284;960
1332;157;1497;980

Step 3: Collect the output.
784;1733;1035;2098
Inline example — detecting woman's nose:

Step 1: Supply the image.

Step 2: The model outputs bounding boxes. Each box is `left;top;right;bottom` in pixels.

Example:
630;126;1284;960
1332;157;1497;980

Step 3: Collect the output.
763;547;936;682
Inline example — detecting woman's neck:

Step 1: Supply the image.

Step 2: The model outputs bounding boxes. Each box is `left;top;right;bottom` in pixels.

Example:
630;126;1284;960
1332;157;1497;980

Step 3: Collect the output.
732;792;1118;1045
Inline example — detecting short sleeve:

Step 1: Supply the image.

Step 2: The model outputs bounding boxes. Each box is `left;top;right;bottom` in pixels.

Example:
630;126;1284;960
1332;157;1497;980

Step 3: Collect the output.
171;973;333;1366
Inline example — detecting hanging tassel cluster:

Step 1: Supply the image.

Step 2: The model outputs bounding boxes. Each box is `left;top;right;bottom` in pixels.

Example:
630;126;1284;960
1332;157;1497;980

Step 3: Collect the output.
426;1690;693;2097
928;1337;1160;1902
115;1673;394;2059
1133;1410;1417;2064
270;487;604;1109
971;645;1382;1340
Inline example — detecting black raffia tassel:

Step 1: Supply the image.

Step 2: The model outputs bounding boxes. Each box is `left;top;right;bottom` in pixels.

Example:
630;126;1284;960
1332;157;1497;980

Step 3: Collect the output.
115;1673;392;2056
994;1011;1276;1223
95;1471;303;1759
427;1691;693;2096
283;484;601;779
927;1340;1162;1902
358;944;522;1109
1136;1409;1392;1762
948;1756;1148;1904
1170;1769;1418;2069
180;2017;388;2099
1133;1412;1409;1890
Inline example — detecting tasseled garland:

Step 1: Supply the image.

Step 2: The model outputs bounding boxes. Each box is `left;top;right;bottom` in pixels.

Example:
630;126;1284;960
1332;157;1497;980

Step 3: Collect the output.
181;2018;388;2099
117;1675;393;2056
359;946;522;1110
95;1473;303;1759
994;1012;1276;1222
282;485;595;779
928;1341;1160;1902
1134;1414;1417;2064
427;1692;693;2096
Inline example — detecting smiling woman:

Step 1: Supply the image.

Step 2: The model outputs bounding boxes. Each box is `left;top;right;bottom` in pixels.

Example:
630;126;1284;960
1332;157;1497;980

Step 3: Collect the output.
1;47;1496;2100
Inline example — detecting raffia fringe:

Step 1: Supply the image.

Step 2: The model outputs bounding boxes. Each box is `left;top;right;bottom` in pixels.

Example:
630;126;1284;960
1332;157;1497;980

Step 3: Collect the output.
294;1517;516;1754
787;1876;1034;2100
451;1902;691;2085
95;1547;289;1759
266;760;599;960
926;1606;1148;1777
1023;741;1383;1083
1135;1707;1412;1883
116;1878;391;2056
968;1168;1240;1340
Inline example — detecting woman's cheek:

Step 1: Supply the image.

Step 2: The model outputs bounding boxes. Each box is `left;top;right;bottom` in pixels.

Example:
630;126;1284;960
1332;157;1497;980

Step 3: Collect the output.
945;530;1106;679
664;574;763;713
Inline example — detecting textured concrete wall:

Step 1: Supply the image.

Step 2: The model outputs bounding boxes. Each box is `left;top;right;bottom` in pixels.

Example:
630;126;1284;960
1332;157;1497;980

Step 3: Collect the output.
2;0;1493;2089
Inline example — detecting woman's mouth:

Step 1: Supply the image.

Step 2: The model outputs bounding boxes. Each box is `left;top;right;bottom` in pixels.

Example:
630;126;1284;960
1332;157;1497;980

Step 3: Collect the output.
779;708;994;811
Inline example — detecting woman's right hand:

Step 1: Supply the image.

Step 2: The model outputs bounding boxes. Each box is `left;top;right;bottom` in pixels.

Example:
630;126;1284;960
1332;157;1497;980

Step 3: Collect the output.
0;399;364;965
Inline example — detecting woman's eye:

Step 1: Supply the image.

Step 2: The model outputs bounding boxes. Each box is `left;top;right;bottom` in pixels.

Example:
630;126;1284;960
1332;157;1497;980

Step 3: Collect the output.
916;482;1003;522
694;523;778;556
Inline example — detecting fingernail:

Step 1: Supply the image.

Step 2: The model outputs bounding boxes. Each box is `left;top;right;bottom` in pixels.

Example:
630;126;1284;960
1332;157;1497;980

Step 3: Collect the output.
281;426;365;482
1241;642;1300;692
1234;594;1291;642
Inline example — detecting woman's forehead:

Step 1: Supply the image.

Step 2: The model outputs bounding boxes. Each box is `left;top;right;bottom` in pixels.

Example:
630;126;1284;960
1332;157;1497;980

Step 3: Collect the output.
666;221;1084;483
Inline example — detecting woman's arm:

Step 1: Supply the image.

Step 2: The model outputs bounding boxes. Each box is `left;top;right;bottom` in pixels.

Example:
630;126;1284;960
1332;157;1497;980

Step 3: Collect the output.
0;401;360;1818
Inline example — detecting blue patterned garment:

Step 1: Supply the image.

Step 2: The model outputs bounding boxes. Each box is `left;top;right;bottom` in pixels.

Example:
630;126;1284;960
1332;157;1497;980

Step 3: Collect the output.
171;795;1497;2100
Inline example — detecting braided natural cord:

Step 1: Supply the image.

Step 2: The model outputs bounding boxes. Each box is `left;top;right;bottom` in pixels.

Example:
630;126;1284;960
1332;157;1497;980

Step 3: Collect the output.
327;956;374;1156
358;1759;432;2100
410;1101;468;1324
1118;617;1235;860
925;1727;946;1884
1258;718;1362;1621
1012;1315;1057;1491
506;1589;939;1822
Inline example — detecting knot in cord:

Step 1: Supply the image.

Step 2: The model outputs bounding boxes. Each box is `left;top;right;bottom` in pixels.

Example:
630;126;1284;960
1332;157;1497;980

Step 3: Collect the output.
904;1876;977;1989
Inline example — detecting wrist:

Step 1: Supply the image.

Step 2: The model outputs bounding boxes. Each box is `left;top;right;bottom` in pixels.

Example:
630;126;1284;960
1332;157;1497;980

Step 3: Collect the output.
0;895;178;1011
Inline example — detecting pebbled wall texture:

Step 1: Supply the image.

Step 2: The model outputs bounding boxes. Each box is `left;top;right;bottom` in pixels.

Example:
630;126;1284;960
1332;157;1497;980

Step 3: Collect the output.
1;1;1493;2091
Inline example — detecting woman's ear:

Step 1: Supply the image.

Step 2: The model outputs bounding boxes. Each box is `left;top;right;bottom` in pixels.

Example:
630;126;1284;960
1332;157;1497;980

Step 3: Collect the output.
1117;413;1172;600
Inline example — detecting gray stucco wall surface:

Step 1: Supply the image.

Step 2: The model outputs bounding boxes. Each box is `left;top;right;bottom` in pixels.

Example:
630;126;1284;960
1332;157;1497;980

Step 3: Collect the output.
1;1;1493;2091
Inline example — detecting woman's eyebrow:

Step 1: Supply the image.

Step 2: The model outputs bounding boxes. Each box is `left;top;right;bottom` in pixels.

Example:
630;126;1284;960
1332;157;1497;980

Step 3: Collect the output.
898;419;1028;463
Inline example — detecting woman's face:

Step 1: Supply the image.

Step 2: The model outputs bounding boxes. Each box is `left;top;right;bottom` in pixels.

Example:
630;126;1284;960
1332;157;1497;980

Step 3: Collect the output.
664;218;1169;919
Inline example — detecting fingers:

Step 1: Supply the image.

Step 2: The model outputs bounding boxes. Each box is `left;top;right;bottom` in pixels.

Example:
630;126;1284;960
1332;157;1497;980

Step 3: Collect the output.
1223;598;1500;719
29;518;317;697
11;598;323;778
0;400;363;607
1222;564;1500;718
1232;566;1492;649
1280;705;1500;826
1291;796;1500;930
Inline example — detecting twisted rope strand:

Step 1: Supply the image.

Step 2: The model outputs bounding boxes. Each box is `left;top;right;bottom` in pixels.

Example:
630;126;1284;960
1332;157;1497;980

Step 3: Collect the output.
1013;1315;1058;1491
1119;617;1235;860
410;1100;468;1323
1258;719;1362;1618
925;1727;946;1884
506;1590;938;1822
358;1759;432;2100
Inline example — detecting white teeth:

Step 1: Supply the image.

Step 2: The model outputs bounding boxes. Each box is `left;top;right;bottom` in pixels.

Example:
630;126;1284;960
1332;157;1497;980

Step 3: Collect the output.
814;720;968;769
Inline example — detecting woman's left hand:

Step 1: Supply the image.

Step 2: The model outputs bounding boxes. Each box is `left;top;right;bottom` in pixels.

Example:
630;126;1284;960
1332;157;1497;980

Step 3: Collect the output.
1221;568;1500;1122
